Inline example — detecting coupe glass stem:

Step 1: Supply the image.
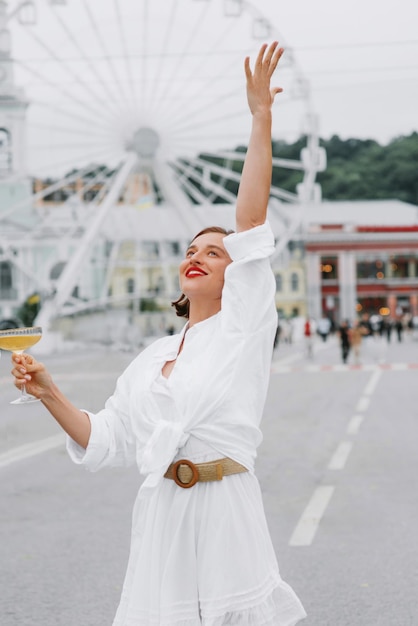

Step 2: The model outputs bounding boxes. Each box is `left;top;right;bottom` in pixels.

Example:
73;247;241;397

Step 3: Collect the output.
10;348;40;405
15;350;30;400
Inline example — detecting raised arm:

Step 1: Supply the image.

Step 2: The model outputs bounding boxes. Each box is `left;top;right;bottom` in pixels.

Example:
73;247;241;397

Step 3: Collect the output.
235;42;284;233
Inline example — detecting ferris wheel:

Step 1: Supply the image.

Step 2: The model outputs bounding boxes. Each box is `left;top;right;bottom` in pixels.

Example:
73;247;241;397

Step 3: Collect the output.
8;0;322;194
0;0;325;329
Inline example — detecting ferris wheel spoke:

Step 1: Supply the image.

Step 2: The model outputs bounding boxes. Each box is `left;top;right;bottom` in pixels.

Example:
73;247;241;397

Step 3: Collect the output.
158;15;249;124
28;138;114;160
47;2;128;116
150;0;213;117
112;0;139;111
16;60;118;125
146;0;180;113
169;104;250;140
29;122;110;140
269;186;298;203
171;158;238;204
167;80;246;134
28;99;117;134
194;157;241;184
169;164;209;205
81;0;133;114
27;144;123;179
138;0;149;116
170;79;302;136
16;23;120;121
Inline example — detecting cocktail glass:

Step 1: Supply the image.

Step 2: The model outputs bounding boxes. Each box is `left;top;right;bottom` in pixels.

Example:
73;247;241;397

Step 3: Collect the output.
0;326;43;404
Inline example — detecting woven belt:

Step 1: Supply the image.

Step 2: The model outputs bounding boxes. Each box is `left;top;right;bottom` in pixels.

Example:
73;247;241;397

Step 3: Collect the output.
164;457;248;489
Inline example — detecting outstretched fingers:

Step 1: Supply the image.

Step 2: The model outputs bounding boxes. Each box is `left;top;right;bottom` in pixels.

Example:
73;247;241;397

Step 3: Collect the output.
255;42;268;70
245;41;284;80
245;41;285;113
267;44;284;77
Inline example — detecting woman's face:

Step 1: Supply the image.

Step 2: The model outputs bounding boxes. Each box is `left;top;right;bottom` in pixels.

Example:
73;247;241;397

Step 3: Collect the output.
179;232;232;303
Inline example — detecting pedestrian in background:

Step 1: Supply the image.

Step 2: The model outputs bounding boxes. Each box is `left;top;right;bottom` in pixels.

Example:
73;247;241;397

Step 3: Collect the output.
395;318;403;342
304;317;313;358
338;319;351;364
383;317;393;343
350;320;363;365
317;316;331;342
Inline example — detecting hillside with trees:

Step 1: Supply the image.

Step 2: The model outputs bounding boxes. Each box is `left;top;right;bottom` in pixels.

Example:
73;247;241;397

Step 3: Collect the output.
271;132;418;205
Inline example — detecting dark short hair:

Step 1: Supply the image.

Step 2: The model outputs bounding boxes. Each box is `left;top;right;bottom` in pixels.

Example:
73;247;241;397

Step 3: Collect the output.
171;226;234;319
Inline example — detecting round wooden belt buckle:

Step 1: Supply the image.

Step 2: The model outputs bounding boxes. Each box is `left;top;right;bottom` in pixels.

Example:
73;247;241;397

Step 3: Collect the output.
172;459;199;488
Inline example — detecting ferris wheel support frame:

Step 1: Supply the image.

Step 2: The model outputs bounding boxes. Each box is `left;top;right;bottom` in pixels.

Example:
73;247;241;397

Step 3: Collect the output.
35;152;138;329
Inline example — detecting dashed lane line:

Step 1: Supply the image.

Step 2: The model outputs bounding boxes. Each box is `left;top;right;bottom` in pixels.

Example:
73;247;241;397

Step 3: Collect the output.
289;366;382;548
0;434;65;469
355;396;370;413
363;369;382;396
289;486;335;547
346;415;364;435
327;441;353;470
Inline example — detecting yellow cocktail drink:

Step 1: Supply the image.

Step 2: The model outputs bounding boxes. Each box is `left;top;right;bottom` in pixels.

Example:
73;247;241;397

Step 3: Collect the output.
0;333;42;353
0;326;43;404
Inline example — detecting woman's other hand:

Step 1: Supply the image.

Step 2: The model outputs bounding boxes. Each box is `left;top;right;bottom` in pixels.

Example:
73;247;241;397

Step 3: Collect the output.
11;353;53;400
244;41;284;116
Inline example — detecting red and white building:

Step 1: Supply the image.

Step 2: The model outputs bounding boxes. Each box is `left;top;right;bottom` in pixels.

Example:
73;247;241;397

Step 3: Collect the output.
304;200;418;324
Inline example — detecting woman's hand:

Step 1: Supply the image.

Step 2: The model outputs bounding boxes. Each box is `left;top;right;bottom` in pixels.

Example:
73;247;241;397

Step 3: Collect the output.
11;353;91;448
11;353;53;400
244;41;284;116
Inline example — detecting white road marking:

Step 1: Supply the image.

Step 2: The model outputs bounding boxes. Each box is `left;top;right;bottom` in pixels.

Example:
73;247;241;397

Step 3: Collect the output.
363;369;382;396
0;371;120;385
0;434;65;469
269;362;418;375
289;485;335;547
355;396;370;413
328;441;353;470
347;415;364;435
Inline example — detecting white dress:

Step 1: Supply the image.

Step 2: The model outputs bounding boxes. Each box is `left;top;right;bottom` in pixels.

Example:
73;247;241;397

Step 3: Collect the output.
67;223;307;626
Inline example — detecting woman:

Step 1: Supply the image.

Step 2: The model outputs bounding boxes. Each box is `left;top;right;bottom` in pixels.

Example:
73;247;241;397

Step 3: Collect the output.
11;42;306;626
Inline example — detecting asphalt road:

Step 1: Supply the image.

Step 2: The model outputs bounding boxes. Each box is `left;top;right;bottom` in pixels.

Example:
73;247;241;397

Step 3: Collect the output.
1;332;417;626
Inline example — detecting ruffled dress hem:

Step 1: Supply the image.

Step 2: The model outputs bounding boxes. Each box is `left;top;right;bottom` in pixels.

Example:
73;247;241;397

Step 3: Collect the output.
113;575;306;626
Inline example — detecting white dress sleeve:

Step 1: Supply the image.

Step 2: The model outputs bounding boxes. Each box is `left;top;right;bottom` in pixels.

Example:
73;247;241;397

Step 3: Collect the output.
221;221;277;335
66;365;137;472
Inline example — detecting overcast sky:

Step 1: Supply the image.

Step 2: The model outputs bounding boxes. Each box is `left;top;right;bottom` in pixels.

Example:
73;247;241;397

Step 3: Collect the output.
7;0;417;176
256;0;418;143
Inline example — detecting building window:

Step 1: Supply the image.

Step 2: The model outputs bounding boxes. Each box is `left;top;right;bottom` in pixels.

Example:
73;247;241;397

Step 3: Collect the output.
275;273;283;291
143;241;159;260
290;272;299;292
389;255;411;278
0;128;12;175
126;278;135;294
357;258;386;280
0;261;12;289
169;241;181;256
321;256;338;280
